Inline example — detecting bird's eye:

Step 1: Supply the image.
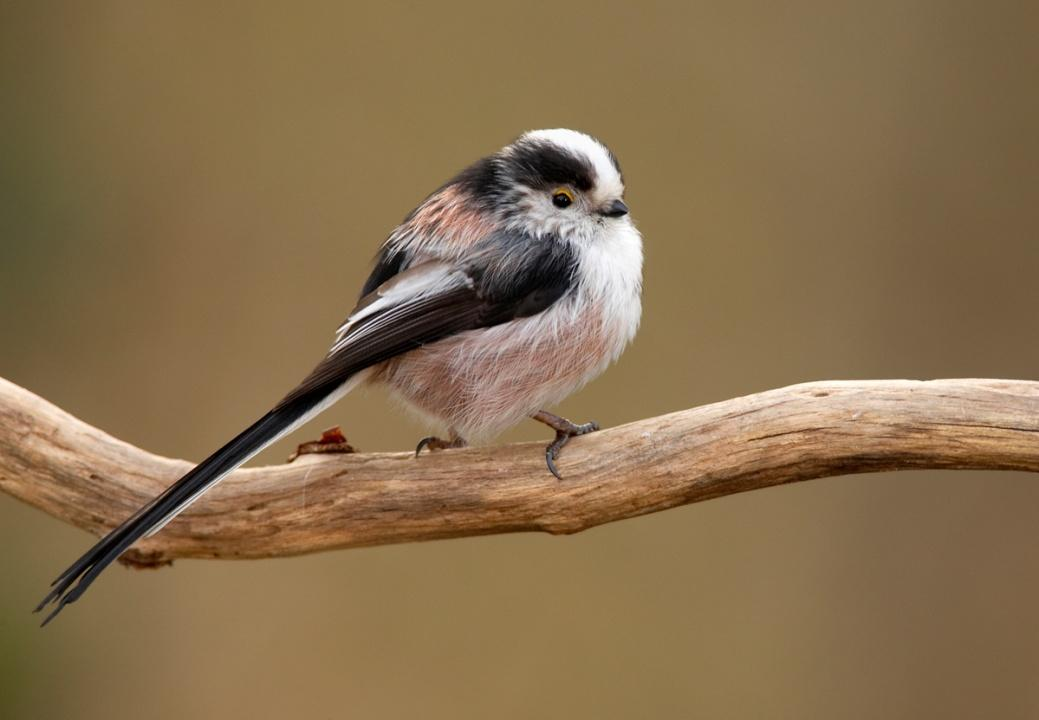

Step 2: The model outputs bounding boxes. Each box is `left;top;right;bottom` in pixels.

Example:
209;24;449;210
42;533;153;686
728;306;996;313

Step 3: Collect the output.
552;189;574;209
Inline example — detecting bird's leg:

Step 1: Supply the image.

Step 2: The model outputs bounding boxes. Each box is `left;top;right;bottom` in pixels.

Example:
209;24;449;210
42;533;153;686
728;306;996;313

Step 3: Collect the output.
531;410;600;480
287;426;356;462
415;431;467;456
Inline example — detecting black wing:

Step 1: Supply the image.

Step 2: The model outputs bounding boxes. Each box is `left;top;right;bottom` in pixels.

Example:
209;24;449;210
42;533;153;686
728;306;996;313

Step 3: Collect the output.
280;228;577;407
36;229;576;625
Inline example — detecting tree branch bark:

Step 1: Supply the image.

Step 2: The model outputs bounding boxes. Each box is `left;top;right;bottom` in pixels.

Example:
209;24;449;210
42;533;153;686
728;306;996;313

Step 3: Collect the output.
1;376;1037;566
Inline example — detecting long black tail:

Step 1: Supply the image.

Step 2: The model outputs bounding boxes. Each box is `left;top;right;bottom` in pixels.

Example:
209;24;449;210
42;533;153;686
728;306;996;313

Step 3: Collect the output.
34;388;336;626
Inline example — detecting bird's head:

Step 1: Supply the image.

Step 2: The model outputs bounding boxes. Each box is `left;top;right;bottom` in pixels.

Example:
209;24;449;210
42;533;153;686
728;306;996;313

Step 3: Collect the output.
452;128;631;242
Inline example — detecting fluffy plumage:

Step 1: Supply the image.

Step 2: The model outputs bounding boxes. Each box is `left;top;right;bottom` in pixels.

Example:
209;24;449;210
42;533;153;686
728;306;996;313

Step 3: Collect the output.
36;128;643;624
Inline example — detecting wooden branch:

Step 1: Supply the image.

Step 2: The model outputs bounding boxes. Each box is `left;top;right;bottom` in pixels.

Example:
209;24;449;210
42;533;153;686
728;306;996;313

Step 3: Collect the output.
2;376;1038;566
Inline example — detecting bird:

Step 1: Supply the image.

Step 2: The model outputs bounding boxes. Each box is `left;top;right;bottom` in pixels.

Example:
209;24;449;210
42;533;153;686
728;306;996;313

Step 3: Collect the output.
35;128;643;625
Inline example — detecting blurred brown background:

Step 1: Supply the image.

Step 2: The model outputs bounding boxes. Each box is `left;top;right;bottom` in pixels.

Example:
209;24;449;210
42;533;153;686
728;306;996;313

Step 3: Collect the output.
2;2;1038;718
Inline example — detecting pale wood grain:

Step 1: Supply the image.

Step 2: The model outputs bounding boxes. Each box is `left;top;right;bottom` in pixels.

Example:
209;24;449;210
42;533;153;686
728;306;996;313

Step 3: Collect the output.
2;376;1037;566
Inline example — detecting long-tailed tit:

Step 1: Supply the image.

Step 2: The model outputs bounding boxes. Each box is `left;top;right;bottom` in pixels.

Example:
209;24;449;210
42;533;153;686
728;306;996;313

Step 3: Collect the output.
36;128;643;624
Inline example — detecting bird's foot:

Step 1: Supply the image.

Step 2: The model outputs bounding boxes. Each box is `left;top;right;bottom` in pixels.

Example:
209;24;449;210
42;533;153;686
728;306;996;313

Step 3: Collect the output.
415;435;467;456
532;410;600;480
287;426;357;462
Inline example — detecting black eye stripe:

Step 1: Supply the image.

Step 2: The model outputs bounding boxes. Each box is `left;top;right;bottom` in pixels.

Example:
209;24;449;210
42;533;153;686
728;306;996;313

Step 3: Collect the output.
509;140;596;192
442;134;620;210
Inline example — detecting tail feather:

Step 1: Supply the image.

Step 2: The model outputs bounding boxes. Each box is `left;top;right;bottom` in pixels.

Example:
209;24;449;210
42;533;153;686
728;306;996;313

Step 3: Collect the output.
35;384;346;626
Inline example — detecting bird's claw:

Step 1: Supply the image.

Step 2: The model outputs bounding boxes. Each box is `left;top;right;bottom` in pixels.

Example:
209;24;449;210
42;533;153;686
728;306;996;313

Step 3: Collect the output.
545;432;568;480
537;415;599;480
415;436;467;456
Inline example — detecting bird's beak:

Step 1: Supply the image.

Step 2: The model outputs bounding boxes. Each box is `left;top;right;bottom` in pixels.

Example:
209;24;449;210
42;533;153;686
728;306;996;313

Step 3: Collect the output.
601;198;629;218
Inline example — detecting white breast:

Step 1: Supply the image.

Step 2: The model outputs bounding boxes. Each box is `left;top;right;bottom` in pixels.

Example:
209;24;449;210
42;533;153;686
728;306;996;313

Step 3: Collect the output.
377;220;643;441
